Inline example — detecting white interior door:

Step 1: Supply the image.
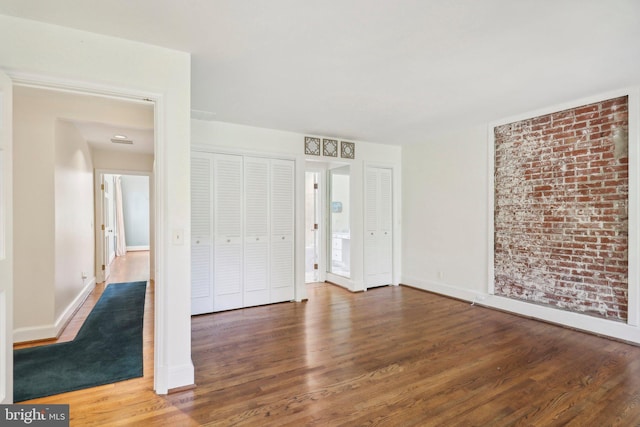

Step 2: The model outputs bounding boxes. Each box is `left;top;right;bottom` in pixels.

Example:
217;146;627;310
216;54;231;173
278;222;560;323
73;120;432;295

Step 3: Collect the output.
365;167;393;288
0;69;14;403
95;173;116;283
378;169;393;284
104;175;116;266
95;173;106;282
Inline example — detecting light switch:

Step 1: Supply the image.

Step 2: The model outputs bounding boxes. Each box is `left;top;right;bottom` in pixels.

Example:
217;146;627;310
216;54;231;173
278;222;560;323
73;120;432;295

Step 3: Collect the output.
173;229;184;245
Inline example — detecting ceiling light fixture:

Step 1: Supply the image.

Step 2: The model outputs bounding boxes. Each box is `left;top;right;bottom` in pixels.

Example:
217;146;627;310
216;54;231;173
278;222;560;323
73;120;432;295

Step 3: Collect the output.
113;134;128;140
111;138;133;145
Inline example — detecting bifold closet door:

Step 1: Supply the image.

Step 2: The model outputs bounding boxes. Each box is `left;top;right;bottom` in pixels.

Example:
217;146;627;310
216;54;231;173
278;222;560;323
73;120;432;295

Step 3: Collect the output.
191;153;295;314
191;153;214;315
213;153;243;311
364;167;393;288
270;159;295;302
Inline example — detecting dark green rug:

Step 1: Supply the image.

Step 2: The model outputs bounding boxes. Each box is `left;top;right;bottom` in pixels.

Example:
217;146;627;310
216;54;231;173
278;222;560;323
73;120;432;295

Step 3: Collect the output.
13;281;147;402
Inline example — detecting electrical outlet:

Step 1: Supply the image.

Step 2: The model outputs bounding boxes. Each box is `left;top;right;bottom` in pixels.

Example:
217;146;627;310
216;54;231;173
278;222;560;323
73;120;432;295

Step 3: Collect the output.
81;272;88;279
437;271;444;280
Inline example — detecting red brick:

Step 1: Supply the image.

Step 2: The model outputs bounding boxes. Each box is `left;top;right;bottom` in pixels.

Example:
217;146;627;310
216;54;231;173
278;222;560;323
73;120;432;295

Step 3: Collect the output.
575;105;600;115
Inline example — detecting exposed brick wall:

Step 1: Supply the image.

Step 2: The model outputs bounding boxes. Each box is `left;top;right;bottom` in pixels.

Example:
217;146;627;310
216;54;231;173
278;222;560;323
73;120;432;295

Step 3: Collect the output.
494;96;629;320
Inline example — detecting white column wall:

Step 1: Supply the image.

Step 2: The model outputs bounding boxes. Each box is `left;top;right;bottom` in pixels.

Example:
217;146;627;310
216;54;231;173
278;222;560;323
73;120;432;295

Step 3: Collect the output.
0;14;192;392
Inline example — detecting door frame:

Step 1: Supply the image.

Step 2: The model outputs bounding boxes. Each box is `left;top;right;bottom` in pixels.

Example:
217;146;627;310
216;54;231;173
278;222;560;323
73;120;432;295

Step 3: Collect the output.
7;70;168;394
0;69;13;403
95;173;114;283
95;170;154;283
304;166;327;284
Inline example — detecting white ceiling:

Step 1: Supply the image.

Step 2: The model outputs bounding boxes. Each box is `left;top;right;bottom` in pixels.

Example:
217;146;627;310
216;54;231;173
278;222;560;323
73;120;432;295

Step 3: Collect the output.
1;0;639;145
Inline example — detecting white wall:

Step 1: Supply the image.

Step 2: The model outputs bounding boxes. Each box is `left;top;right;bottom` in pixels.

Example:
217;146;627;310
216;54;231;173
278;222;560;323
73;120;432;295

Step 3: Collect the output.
402;125;489;297
54;119;95;325
192;120;402;294
12;86;56;333
92;149;154;172
0;14;192;394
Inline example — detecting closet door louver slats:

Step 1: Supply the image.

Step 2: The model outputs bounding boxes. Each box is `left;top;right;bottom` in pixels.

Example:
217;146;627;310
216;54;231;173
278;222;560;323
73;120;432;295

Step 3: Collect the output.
270;160;295;301
213;154;243;311
190;152;295;314
190;155;214;314
244;157;270;306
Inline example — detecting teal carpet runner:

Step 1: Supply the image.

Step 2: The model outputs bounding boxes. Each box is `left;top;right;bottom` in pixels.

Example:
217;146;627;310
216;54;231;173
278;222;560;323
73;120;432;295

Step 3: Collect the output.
13;281;147;402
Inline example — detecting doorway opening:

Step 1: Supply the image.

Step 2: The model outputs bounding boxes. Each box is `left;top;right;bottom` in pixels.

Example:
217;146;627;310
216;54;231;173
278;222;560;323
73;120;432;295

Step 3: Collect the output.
11;84;156;398
96;173;152;283
328;165;351;278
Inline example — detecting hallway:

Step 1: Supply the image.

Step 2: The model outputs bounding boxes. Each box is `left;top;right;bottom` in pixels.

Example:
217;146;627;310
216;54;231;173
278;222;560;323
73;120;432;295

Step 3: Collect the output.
13;251;154;406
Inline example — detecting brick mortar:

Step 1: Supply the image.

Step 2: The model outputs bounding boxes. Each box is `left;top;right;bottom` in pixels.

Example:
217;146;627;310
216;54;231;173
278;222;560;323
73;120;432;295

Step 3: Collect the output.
494;96;629;321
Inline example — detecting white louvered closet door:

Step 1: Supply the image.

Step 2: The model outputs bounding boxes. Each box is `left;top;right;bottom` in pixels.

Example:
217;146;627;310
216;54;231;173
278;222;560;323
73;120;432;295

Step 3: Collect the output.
364;167;393;288
213;154;244;311
364;168;379;286
191;153;214;314
243;157;270;307
270;159;295;302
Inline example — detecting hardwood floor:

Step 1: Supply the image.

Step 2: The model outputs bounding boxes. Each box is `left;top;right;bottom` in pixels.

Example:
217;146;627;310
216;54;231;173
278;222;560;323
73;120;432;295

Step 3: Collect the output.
16;279;640;425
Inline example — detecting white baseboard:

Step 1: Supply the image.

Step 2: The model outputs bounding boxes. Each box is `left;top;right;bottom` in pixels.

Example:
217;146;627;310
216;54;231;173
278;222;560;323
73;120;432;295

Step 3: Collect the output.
167;362;195;391
325;273;362;292
401;275;640;345
126;246;150;252
13;277;96;343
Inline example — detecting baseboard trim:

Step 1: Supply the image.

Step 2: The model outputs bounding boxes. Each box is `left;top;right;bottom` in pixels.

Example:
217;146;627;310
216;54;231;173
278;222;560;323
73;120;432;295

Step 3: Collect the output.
13;277;96;343
167;362;195;391
401;275;640;345
168;384;196;394
126;246;150;252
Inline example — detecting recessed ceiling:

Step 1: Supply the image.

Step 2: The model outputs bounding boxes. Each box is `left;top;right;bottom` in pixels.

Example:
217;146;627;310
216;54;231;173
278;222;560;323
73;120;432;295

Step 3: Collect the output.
1;0;639;144
72;121;154;154
14;85;154;154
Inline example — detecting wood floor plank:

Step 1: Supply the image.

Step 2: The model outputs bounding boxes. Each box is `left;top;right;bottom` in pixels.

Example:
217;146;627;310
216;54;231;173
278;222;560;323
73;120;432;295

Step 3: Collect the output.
15;276;640;425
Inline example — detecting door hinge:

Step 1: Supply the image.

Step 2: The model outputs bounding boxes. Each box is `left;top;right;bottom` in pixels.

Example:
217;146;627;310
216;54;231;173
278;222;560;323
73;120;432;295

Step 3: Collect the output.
314;263;318;270
101;264;105;271
101;224;105;231
314;223;318;230
314;183;318;190
101;184;104;191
